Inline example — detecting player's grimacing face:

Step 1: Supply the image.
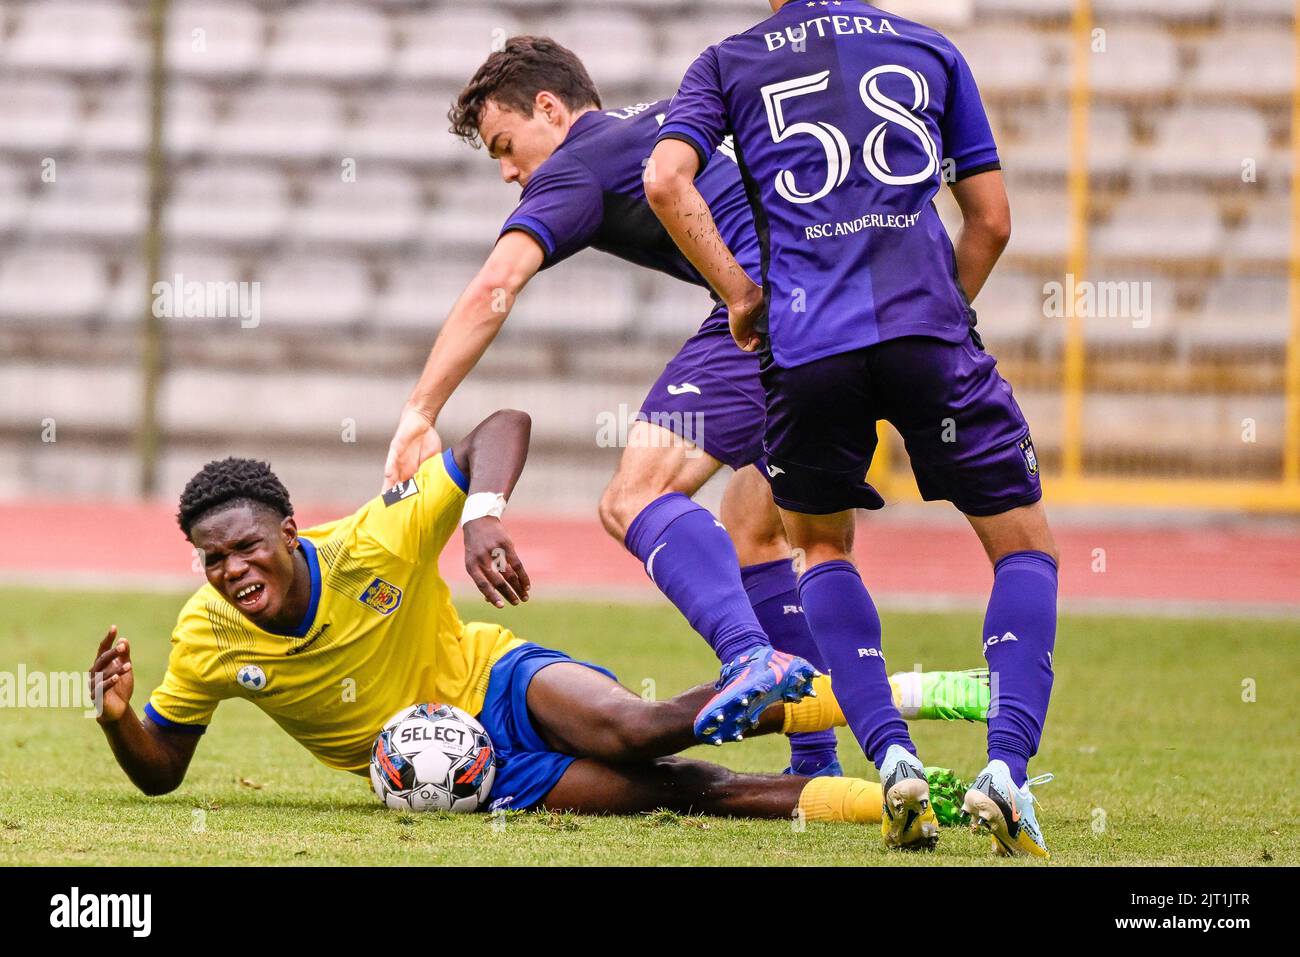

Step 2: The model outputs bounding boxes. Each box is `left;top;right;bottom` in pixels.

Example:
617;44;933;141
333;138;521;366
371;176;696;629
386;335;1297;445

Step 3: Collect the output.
479;97;567;189
190;505;300;628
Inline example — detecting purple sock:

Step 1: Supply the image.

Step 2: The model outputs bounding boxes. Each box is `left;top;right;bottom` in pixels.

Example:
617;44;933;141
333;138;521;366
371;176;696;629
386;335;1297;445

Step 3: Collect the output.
742;558;839;774
797;559;913;768
983;550;1058;786
625;493;768;665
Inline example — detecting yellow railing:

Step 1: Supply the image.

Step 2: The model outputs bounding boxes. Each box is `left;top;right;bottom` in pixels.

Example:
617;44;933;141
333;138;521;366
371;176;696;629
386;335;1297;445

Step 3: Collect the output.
869;0;1300;513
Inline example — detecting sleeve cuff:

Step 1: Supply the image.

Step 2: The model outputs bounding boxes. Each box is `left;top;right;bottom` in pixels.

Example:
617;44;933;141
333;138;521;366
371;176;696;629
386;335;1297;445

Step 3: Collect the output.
499;216;556;259
656;125;713;174
144;701;207;734
951;154;1002;182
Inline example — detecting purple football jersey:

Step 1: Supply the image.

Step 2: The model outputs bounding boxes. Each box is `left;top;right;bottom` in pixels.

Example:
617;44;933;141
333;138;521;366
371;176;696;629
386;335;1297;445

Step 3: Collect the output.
499;101;761;288
657;1;1001;367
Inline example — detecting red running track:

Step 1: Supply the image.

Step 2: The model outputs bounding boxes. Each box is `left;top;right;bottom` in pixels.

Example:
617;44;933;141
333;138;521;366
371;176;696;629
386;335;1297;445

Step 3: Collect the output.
2;501;1297;613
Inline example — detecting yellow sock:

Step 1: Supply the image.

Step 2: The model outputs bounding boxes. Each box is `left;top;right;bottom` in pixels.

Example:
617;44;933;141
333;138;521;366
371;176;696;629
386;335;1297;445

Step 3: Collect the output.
782;673;904;732
782;674;842;732
797;776;883;825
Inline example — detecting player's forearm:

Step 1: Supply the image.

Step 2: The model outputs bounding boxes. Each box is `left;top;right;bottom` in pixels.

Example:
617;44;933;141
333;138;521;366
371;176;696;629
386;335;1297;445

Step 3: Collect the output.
404;236;542;422
645;159;758;310
404;289;512;424
99;710;187;796
949;170;1011;303
458;409;532;500
953;221;1009;303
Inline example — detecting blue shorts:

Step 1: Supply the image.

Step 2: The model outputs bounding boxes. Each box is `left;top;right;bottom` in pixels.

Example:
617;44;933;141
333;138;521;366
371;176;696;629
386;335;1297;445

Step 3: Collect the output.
761;335;1042;517
476;643;617;812
637;305;767;471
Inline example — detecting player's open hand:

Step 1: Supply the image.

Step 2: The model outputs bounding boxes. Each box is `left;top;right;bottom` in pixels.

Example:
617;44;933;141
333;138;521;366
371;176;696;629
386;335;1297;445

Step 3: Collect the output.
728;283;765;353
89;625;134;724
463;517;531;609
383;406;443;492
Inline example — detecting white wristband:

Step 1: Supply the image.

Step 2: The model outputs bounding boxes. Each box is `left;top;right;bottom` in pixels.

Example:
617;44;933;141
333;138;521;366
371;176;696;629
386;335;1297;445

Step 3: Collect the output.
460;492;507;526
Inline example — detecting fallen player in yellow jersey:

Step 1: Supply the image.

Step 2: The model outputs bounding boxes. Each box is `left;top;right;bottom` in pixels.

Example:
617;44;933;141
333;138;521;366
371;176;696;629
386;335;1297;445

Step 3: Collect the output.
90;410;984;839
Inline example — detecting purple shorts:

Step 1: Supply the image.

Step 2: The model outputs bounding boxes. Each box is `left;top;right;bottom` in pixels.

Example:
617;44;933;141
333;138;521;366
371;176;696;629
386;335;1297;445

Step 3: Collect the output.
761;335;1043;517
637;306;766;470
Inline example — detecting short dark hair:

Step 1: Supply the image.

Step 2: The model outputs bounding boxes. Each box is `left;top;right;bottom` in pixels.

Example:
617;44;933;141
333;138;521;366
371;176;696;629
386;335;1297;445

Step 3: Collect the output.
449;35;601;147
177;457;294;539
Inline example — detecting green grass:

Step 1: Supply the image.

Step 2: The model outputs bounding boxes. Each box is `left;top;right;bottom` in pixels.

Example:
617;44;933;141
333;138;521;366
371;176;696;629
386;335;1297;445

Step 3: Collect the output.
1;587;1296;866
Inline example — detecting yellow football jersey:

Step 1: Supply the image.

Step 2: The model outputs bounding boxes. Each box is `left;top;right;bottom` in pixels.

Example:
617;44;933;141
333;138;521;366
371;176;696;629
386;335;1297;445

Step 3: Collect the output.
146;449;523;774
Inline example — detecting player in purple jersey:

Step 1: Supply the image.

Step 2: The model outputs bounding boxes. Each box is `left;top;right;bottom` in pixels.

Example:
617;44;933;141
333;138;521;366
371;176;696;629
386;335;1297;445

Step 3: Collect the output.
646;2;1059;855
380;36;832;770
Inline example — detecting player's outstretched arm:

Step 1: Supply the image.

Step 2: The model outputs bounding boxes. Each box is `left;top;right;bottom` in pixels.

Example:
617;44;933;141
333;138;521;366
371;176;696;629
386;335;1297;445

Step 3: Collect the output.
450;409;534;609
644;138;764;352
383;232;545;490
948;169;1011;303
90;626;200;796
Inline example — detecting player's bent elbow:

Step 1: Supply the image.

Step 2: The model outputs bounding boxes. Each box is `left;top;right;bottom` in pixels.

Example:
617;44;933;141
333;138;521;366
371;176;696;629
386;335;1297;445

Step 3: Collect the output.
643;169;688;213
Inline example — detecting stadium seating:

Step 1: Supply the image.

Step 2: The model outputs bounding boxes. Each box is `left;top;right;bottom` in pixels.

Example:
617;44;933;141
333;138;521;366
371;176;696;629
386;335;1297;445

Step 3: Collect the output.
5;1;143;76
0;0;1295;504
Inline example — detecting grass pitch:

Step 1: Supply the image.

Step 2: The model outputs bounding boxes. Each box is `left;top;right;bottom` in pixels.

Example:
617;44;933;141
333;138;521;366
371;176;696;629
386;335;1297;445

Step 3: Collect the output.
1;586;1296;866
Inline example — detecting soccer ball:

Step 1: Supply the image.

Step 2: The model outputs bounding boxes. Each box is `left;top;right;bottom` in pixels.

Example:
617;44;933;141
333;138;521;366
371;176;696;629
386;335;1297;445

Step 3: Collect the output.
370;702;496;812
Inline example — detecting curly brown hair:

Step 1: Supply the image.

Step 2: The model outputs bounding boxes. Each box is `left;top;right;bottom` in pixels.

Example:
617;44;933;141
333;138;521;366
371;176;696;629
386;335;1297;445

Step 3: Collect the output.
449;35;601;147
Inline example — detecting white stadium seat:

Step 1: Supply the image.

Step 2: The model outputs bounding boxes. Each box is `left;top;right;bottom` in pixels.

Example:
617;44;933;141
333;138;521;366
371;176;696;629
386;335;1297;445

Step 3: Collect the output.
971;271;1049;345
1225;202;1290;270
395;9;521;84
1002;191;1072;262
972;0;1074;19
509;263;636;338
952;29;1060;98
0;165;30;238
255;256;374;328
165;165;289;246
0;79;81;154
371;259;476;331
166;2;266;79
0;249;109;323
1226;0;1295;20
546;13;656;89
639;272;719;339
348;91;471;165
265;5;392;82
25;162;148;244
82;82;219;156
1093;0;1218;22
1087;28;1180;99
291;170;423;250
1004;107;1132;181
421;181;519;254
5;1;142;75
211;85;343;162
1183;277;1291;353
1188;32;1295;102
1093;195;1224;265
0;362;138;433
656;14;763;91
1075;274;1178;351
1141;107;1271;182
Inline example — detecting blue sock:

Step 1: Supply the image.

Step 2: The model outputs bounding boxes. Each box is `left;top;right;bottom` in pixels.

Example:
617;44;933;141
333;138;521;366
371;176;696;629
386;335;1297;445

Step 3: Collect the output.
797;559;913;768
742;558;839;775
625;493;768;665
983;550;1058;787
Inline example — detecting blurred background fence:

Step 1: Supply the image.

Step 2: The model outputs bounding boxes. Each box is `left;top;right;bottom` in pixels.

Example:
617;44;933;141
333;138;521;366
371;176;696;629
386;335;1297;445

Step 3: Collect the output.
1;0;1297;515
